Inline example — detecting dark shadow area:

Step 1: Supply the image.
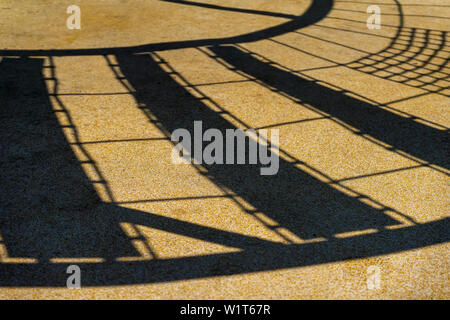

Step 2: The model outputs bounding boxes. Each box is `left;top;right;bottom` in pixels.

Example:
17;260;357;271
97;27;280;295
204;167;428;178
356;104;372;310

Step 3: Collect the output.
0;57;277;258
0;57;137;260
0;57;287;285
208;45;449;170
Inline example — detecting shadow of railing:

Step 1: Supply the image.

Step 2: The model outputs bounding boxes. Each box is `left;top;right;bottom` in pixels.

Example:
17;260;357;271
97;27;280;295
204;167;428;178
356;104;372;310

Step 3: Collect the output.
0;0;448;287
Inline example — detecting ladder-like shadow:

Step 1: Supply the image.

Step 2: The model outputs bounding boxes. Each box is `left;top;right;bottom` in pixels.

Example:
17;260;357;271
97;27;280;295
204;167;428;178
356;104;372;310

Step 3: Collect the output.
0;51;448;288
0;57;280;285
114;53;400;240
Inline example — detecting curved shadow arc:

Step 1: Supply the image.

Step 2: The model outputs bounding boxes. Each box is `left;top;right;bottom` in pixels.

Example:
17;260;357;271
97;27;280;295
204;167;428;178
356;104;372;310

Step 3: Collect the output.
0;0;334;56
0;213;447;287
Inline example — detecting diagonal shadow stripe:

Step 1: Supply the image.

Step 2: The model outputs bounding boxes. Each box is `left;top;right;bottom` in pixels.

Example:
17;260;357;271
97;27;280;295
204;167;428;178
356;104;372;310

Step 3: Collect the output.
209;45;449;171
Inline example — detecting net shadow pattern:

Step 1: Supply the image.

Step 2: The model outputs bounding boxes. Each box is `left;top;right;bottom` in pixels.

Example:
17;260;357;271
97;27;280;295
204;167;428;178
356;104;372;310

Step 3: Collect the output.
347;27;450;95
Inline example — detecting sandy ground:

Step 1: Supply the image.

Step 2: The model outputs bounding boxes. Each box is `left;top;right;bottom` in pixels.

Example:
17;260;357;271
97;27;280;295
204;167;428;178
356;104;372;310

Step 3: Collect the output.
0;0;448;299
